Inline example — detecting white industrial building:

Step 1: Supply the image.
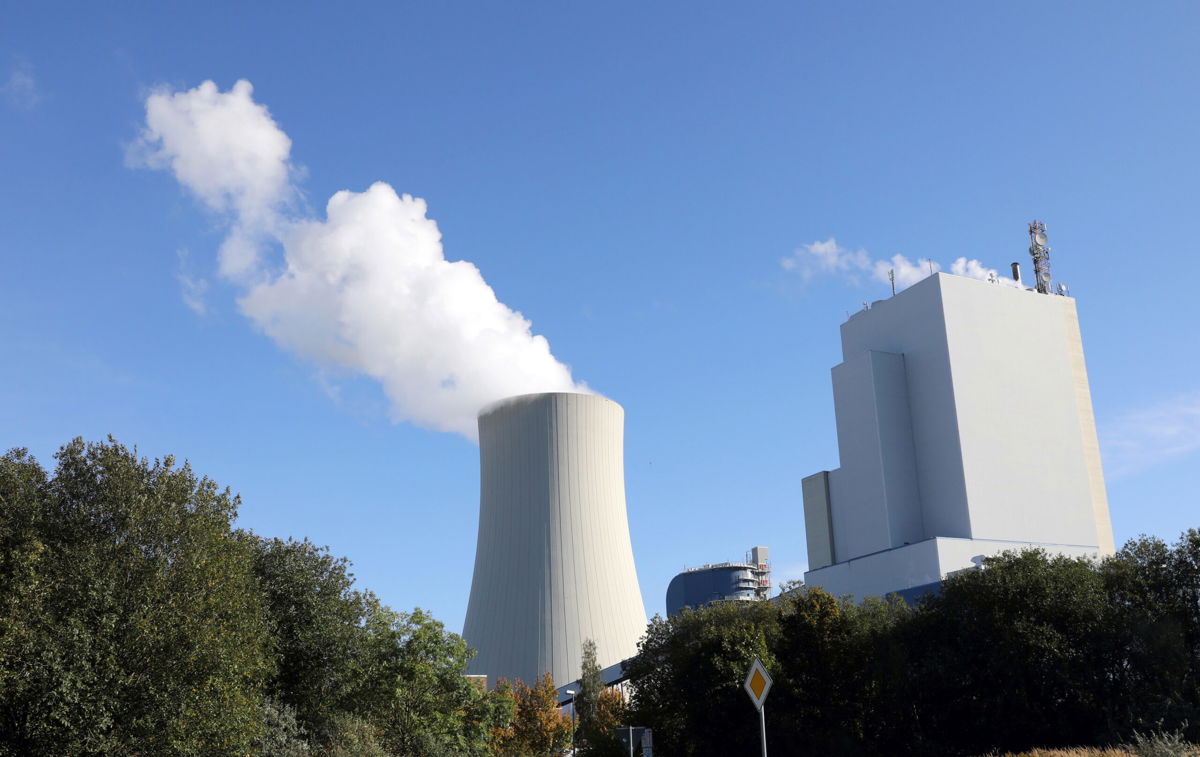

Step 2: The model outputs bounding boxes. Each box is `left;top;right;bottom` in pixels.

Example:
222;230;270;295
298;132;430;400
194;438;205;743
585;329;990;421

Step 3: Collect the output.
462;392;647;688
802;250;1114;599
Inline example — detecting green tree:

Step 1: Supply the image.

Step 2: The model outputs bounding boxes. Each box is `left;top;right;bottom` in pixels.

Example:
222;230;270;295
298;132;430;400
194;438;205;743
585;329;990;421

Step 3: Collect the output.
249;535;509;755
574;639;603;745
771;587;909;756
0;437;518;757
903;549;1110;755
580;688;629;757
625;600;779;756
356;605;510;757
0;439;272;756
1099;532;1200;743
618;538;1200;756
575;638;628;757
249;535;376;743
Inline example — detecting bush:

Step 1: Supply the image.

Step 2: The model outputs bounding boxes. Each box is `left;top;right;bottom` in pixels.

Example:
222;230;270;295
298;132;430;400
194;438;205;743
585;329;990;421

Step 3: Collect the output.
1127;728;1200;757
626;533;1200;757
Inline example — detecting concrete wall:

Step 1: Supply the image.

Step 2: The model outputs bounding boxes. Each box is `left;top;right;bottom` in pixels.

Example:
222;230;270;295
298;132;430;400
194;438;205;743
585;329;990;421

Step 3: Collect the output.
1063;302;1116;554
938;276;1110;549
462;392;648;688
804;536;1102;599
828;350;922;559
803;273;1114;598
802;472;835;569
839;278;972;540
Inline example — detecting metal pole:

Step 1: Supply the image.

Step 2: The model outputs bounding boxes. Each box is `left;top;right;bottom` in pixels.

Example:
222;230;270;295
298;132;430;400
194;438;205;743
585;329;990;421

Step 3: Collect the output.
759;703;767;757
565;690;576;756
629;725;634;757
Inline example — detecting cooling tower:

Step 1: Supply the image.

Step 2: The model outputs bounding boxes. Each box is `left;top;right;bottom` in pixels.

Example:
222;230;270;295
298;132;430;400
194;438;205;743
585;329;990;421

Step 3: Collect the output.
462;392;647;688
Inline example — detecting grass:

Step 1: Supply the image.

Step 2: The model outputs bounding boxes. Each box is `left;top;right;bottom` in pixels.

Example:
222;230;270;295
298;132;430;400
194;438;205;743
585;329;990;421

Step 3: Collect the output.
984;733;1200;757
987;750;1135;757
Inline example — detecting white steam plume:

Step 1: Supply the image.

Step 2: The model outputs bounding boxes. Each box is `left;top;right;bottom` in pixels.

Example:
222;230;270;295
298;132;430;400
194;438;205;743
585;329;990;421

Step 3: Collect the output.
782;238;1022;292
133;79;587;439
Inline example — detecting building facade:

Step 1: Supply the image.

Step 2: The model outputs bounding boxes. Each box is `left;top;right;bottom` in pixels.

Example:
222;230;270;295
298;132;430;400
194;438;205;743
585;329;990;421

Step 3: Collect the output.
462;392;648;688
665;546;770;617
803;272;1114;599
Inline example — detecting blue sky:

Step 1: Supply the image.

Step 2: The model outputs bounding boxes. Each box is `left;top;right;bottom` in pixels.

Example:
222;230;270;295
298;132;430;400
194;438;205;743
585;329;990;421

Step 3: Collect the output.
3;2;1199;630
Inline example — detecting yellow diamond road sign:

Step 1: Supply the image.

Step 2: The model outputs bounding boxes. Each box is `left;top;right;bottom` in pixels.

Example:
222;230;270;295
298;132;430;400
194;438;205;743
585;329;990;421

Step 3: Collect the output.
743;657;772;710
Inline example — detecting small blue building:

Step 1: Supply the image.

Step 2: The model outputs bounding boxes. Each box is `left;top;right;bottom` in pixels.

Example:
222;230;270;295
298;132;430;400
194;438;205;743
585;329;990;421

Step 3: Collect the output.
665;546;771;617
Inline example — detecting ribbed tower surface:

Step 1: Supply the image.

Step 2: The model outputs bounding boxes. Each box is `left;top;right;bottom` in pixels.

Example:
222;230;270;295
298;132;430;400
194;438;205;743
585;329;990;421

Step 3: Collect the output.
462;392;647;688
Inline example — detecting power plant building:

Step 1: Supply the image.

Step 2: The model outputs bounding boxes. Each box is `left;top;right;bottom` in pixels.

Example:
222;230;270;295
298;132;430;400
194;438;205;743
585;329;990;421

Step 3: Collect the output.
462;392;648;688
803;251;1114;600
666;546;771;617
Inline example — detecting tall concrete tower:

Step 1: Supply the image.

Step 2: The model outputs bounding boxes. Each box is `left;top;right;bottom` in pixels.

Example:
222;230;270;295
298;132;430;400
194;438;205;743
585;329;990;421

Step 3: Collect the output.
802;272;1114;600
463;392;647;688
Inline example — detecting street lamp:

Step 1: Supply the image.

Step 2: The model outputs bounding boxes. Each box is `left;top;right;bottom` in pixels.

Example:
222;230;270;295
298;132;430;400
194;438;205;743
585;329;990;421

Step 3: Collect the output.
565;689;577;756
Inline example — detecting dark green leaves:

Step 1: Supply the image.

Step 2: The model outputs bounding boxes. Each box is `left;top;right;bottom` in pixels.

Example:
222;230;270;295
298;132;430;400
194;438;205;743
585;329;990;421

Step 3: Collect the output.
0;438;511;757
625;538;1200;757
0;438;271;756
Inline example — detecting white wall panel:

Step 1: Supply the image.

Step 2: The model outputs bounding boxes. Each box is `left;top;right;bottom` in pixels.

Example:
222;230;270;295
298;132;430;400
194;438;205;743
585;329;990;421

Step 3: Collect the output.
804;273;1115;599
462;393;648;688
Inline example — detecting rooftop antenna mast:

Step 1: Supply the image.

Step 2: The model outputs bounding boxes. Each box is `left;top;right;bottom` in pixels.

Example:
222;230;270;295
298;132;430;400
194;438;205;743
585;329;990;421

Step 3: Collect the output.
1028;220;1052;294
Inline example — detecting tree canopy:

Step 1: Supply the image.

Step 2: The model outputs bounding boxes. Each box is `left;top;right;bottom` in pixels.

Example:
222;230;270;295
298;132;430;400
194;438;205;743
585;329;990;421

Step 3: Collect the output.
0;439;271;755
626;535;1200;757
490;673;572;757
0;438;512;756
574;638;629;757
4;437;1197;756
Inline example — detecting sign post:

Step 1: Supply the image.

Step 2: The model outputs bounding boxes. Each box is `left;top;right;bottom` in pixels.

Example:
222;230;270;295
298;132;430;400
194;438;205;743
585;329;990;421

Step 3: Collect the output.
743;657;772;757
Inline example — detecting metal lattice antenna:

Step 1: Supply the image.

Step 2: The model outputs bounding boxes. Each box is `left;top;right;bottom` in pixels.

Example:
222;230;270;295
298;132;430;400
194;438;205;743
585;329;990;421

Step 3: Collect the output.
1028;220;1052;294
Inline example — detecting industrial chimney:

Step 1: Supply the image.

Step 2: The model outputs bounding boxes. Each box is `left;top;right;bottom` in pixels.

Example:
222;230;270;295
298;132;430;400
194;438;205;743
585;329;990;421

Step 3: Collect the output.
462;392;647;688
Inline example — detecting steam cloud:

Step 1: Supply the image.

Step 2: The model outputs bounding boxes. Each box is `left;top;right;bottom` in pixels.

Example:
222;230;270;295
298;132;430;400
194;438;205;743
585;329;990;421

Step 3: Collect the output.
782;238;1022;292
133;79;587;439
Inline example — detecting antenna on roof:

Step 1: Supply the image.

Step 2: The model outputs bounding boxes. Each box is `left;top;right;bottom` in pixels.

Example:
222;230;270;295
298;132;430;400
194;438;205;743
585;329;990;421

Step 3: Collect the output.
1028;220;1052;294
889;268;896;295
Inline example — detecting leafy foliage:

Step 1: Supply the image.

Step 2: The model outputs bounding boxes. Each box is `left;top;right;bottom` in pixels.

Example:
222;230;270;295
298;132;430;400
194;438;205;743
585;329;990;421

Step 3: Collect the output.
259;697;312;756
575;638;629;757
355;605;511;757
491;673;573;757
627;535;1200;757
583;689;630;757
904;550;1112;754
5;437;1198;757
0;439;271;755
575;638;604;741
250;534;376;742
1101;532;1200;737
625;599;779;755
0;438;512;757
